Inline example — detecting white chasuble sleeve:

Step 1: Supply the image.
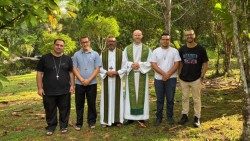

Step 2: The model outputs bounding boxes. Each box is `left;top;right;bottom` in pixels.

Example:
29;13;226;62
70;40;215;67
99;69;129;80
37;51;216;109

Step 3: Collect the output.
121;48;133;75
138;49;152;74
99;54;107;79
117;51;127;79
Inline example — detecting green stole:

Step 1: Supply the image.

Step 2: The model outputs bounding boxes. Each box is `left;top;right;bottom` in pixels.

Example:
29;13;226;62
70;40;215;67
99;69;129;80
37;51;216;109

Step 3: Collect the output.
126;44;149;115
102;48;122;123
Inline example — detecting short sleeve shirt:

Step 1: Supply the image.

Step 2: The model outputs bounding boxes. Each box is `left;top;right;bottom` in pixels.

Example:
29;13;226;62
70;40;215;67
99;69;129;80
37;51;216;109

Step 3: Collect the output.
36;53;73;95
150;46;181;80
72;49;102;85
179;44;209;82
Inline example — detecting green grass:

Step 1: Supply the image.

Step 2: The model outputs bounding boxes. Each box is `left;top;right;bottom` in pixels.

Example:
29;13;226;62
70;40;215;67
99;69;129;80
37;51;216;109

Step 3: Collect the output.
0;72;244;141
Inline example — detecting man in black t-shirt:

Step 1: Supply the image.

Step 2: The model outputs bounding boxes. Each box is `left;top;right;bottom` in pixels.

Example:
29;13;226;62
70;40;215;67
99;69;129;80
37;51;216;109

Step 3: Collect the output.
36;39;74;135
178;29;209;127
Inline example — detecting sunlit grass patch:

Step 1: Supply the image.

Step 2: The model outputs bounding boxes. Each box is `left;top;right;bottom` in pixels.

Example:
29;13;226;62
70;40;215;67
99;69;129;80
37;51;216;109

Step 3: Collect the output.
1;72;37;95
0;91;40;103
200;115;243;140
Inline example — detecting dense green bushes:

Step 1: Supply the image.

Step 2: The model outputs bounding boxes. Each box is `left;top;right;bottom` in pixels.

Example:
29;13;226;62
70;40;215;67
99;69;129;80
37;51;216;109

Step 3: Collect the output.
1;59;38;76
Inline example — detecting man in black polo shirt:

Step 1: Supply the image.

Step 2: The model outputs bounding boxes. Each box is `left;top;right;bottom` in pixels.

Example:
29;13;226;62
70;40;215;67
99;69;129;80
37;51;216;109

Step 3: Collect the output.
178;29;209;127
36;39;74;135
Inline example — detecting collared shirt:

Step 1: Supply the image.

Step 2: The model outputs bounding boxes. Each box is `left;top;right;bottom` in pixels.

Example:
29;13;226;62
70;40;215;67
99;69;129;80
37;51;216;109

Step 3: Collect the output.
150;46;181;80
72;49;102;85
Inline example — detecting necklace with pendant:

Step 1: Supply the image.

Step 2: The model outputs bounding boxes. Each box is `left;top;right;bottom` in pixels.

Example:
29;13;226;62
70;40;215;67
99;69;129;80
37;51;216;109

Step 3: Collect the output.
52;56;62;80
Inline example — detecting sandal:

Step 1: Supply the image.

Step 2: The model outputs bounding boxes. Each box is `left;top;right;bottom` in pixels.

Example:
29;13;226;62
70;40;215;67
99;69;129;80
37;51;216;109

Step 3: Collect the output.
116;123;122;127
61;128;68;134
46;131;53;136
137;121;147;128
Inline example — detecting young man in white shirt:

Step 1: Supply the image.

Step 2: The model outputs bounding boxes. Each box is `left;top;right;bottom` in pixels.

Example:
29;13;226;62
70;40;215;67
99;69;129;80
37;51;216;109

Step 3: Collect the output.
150;33;181;126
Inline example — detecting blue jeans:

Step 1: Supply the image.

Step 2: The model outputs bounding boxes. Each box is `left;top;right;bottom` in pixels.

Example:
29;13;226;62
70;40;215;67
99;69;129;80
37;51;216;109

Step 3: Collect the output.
154;78;177;120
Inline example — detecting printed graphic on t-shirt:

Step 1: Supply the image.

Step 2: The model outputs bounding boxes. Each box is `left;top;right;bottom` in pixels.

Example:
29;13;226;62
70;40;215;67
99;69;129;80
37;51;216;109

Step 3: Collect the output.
183;53;197;64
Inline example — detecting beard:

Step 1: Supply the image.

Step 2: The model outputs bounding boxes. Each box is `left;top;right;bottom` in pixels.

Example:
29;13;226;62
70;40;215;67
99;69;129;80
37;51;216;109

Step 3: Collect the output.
161;45;169;48
187;38;194;43
108;46;115;51
187;37;194;43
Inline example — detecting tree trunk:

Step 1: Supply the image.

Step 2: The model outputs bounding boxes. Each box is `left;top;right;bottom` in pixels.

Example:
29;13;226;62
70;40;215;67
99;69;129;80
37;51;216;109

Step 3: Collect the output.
248;42;250;89
231;0;249;97
230;1;249;140
223;39;232;75
219;30;232;75
246;40;250;141
215;46;221;75
164;0;171;33
213;29;221;75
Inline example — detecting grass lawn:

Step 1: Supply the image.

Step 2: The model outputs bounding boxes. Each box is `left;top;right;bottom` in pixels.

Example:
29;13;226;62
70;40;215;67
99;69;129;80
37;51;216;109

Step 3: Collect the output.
0;71;244;141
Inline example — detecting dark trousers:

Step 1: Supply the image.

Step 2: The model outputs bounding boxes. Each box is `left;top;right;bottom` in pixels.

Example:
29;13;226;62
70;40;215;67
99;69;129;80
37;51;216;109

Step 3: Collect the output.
43;93;71;131
154;78;177;120
75;84;97;127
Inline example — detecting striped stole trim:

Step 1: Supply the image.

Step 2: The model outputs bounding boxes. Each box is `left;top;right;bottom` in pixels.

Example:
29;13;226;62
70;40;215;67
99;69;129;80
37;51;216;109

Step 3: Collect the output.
102;48;122;123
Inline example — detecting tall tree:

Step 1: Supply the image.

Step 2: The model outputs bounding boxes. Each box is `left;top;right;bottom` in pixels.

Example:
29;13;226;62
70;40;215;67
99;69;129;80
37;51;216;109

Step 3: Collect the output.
213;1;234;75
163;0;171;33
229;0;249;140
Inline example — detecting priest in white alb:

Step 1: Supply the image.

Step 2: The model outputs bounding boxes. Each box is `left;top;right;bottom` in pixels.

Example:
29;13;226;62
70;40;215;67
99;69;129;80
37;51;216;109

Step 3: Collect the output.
122;30;152;127
99;36;126;127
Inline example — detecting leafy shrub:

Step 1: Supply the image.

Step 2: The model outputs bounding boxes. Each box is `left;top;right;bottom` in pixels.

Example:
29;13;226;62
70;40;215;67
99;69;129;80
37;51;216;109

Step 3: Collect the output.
1;59;38;76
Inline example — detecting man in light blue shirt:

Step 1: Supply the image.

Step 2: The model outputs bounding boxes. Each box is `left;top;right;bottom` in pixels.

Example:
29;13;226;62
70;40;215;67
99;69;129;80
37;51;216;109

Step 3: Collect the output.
72;36;102;130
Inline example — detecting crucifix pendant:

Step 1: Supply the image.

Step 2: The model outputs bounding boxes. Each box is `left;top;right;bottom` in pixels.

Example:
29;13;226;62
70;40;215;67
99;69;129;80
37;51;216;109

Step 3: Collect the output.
56;75;59;80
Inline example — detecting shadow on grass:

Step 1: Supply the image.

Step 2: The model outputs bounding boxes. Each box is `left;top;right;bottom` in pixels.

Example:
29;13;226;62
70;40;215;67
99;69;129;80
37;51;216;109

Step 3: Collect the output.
200;87;244;122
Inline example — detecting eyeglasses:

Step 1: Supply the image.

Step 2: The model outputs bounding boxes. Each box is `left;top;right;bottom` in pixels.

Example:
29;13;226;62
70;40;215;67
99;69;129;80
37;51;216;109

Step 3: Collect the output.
185;34;194;37
81;41;89;44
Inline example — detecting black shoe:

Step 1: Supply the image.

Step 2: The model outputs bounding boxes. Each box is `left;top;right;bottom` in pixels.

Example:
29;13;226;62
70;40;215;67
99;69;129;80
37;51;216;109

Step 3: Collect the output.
124;120;134;125
138;120;146;123
154;119;162;126
178;114;189;125
114;122;122;127
167;117;175;125
193;116;200;128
